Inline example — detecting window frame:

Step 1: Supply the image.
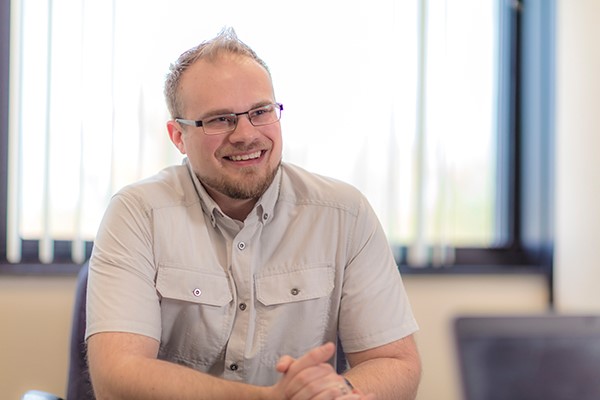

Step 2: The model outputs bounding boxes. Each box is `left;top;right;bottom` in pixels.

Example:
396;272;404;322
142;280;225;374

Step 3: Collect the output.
0;0;555;281
0;0;90;274
396;0;555;279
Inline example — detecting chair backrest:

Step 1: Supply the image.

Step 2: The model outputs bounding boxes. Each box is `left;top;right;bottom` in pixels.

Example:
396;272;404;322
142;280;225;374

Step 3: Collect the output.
66;262;94;399
335;336;348;374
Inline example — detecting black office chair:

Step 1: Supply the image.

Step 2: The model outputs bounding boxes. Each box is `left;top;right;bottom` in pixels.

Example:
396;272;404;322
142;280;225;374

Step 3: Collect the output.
22;262;93;400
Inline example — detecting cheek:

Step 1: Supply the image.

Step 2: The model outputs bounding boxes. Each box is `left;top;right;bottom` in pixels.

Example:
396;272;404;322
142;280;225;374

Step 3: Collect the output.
271;133;283;159
185;136;219;157
265;126;283;151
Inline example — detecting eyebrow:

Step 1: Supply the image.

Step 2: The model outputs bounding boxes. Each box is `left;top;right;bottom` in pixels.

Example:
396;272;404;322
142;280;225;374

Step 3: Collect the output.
199;100;274;119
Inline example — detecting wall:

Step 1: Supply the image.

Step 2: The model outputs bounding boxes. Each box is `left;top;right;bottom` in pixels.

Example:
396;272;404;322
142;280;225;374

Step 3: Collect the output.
554;0;600;311
0;275;77;399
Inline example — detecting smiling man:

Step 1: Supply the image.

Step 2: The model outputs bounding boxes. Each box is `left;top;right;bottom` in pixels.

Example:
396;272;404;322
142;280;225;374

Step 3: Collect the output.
85;28;421;400
168;52;283;220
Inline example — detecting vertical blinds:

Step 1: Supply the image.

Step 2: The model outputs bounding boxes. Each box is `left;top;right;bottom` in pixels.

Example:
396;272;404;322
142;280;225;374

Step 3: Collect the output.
6;0;498;265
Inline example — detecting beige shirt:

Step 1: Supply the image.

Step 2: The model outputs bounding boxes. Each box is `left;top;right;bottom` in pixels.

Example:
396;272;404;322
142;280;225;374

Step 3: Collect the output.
86;159;418;385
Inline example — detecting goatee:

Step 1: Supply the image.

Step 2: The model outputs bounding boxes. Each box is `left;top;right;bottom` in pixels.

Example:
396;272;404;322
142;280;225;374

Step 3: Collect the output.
200;161;281;200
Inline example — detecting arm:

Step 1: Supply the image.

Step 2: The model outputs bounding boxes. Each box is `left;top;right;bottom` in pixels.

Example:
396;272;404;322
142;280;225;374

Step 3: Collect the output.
87;332;269;400
88;332;361;400
344;335;421;400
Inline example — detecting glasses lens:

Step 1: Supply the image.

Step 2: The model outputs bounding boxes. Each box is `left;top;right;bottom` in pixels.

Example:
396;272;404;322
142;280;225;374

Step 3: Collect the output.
203;114;237;135
249;104;281;126
200;103;282;134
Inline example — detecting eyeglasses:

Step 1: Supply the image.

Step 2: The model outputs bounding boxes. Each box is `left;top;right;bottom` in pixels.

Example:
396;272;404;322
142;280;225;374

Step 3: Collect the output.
176;103;283;135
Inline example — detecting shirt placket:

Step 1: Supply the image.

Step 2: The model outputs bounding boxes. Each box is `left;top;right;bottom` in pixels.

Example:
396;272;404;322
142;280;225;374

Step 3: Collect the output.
222;220;259;381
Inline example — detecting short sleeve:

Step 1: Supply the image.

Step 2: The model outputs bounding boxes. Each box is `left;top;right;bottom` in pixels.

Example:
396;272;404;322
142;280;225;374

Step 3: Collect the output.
85;191;162;341
338;196;418;353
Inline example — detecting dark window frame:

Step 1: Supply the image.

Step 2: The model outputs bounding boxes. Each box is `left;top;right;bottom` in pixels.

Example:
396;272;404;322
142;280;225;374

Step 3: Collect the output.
0;0;91;274
398;0;555;271
1;0;555;284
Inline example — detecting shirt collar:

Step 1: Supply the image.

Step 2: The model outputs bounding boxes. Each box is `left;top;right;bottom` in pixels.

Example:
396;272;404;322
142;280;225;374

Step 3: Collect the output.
184;158;281;227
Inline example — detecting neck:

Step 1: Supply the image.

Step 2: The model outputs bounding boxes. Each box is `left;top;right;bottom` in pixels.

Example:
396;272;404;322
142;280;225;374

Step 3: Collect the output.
205;186;258;221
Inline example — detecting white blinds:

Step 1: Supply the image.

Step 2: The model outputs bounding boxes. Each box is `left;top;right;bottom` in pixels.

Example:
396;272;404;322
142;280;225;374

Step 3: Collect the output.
7;0;498;265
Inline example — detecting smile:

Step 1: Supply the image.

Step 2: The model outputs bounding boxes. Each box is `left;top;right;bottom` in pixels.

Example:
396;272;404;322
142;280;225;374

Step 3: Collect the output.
228;151;262;161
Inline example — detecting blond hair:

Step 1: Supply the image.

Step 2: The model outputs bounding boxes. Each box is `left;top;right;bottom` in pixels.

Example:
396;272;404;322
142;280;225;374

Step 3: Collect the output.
164;27;271;118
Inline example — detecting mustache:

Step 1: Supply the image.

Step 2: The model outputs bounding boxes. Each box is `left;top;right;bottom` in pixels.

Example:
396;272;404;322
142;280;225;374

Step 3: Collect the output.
219;140;268;156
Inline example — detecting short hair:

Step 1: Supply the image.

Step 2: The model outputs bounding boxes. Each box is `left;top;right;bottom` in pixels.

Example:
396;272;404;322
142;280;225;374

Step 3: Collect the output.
164;27;271;119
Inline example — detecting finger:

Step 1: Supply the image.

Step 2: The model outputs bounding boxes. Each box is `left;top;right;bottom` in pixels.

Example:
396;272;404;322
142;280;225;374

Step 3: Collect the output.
286;342;336;377
289;367;353;400
277;343;337;399
305;379;355;400
285;363;341;399
276;355;296;373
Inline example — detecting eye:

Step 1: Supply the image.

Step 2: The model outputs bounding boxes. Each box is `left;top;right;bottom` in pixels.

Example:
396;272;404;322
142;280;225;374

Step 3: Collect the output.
204;114;236;127
249;105;273;119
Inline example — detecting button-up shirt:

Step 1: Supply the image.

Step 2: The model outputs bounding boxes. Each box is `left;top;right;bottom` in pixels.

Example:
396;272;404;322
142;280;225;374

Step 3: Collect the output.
86;159;418;385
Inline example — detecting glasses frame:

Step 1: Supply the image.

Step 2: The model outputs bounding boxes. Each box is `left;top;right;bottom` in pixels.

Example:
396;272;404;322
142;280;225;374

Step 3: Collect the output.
175;102;284;135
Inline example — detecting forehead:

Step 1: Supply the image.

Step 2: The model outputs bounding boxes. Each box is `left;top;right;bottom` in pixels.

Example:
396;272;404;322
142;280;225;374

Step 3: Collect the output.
179;55;274;113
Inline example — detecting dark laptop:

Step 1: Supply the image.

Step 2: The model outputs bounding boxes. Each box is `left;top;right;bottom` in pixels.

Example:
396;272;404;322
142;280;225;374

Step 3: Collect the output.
454;314;600;400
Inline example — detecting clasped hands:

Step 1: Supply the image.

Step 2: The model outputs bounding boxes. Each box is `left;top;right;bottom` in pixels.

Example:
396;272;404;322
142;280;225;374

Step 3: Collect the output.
270;342;375;400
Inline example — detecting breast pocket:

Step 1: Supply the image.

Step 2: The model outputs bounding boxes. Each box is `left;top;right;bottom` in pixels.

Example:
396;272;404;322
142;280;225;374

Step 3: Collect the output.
255;263;336;364
156;265;233;370
256;265;334;305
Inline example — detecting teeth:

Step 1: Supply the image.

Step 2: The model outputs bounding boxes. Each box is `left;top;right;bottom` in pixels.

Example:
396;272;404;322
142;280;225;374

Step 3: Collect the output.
229;151;261;161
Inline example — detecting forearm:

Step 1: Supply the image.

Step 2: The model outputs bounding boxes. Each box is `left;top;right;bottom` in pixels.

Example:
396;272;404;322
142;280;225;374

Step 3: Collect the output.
90;355;270;400
344;356;421;400
88;334;352;400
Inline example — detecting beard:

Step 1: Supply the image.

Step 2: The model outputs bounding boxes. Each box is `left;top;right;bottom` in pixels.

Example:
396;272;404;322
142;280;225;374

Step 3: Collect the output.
199;160;281;200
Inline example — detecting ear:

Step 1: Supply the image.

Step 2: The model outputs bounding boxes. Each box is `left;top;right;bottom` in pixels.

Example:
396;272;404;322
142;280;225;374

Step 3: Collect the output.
167;120;187;154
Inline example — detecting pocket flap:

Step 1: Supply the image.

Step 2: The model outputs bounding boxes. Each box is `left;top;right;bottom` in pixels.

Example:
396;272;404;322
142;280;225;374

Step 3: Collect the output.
156;265;232;306
256;264;334;306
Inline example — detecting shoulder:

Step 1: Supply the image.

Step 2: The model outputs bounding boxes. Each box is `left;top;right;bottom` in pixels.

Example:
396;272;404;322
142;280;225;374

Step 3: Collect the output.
279;163;368;216
112;163;198;210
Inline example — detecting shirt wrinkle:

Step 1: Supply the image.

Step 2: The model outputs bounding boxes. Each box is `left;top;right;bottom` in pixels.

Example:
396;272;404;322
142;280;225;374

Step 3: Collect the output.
86;159;418;386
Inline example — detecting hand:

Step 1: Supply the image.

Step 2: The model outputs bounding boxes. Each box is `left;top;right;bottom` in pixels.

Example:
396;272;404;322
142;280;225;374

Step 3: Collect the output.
271;343;375;400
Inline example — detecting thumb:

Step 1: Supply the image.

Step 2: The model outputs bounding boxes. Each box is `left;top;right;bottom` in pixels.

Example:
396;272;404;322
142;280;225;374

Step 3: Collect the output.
287;342;336;376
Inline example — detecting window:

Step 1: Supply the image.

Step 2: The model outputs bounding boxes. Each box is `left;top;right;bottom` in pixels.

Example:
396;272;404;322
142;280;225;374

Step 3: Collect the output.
0;0;554;273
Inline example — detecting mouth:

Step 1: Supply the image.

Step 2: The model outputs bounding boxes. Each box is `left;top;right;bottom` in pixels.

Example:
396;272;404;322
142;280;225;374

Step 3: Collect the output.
226;150;263;162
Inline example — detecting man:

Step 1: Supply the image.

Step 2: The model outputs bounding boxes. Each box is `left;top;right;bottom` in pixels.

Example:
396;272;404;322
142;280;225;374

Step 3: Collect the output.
86;28;421;400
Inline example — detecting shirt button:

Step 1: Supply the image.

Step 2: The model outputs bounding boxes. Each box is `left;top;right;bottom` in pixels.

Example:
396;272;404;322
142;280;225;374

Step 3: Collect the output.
263;213;269;221
237;241;246;250
193;288;202;297
290;288;300;296
239;303;247;311
229;363;239;371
